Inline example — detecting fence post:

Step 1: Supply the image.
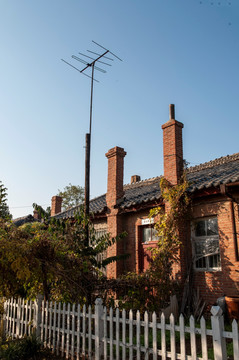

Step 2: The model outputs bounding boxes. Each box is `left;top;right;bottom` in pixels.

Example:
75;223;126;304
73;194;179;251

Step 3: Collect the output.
211;305;227;360
95;298;104;360
2;300;7;337
34;294;44;339
16;298;21;337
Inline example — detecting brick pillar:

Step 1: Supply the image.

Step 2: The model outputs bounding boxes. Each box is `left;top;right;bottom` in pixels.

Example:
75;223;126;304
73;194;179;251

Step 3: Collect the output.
51;196;62;216
105;146;127;278
161;104;184;185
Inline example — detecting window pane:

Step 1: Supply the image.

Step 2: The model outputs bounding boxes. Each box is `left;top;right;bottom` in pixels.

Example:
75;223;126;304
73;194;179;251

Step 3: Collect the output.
208;254;220;268
195;241;205;256
196;257;206;269
205;238;219;255
207;218;218;236
142;228;151;243
193;217;221;271
151;228;159;241
195;221;206;237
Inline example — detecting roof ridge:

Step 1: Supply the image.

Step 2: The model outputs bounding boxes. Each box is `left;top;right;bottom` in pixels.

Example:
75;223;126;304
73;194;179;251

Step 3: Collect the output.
187;152;239;174
124;176;162;189
90;193;106;201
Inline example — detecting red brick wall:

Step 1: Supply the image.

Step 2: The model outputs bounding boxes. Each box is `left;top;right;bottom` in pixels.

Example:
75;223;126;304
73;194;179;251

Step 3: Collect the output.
192;195;239;304
122;209;152;274
106;208;125;278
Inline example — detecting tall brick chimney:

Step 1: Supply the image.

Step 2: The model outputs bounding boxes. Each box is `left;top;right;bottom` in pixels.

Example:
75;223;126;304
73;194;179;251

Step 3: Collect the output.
105;146;127;208
105;146;127;278
162;104;184;185
51;196;62;216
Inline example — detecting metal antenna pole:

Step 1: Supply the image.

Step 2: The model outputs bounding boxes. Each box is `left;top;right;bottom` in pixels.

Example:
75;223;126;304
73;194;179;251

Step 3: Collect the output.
62;41;122;246
89;62;95;136
84;62;94;246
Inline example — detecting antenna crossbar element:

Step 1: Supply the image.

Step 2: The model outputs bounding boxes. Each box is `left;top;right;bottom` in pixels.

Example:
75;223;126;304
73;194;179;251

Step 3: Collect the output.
72;55;107;73
71;56;88;66
92;40;123;61
61;59;99;82
87;49;114;61
78;52;112;67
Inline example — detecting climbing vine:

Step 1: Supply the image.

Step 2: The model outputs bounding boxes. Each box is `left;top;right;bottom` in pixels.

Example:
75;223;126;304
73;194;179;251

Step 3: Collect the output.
117;173;191;312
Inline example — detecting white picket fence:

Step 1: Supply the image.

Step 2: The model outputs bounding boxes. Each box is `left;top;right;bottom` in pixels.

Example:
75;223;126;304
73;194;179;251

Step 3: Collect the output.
3;296;239;360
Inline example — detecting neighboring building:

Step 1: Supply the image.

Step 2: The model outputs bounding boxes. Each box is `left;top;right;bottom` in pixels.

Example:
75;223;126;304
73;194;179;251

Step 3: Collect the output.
13;210;41;226
52;104;239;305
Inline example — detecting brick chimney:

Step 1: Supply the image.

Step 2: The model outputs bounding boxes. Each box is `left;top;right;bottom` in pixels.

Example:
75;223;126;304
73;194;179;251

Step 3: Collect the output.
162;104;184;185
105;146;127;208
105;146;127;278
51;196;62;216
131;175;141;184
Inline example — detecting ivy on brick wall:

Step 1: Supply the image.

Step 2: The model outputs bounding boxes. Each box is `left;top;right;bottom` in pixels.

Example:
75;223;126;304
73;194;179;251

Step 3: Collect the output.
115;173;191;313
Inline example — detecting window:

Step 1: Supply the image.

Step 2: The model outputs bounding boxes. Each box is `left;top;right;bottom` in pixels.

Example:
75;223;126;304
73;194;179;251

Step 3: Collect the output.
142;226;159;243
94;228;108;276
192;217;221;271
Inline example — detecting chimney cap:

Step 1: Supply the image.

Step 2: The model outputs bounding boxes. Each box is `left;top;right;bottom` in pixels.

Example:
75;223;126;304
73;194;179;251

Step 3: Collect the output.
105;146;127;159
169;104;175;120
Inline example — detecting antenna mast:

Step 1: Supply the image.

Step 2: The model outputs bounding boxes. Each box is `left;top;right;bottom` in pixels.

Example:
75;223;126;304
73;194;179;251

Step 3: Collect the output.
62;41;122;245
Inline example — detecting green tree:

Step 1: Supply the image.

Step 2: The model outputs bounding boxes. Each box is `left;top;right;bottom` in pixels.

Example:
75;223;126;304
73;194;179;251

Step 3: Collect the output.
0;181;11;219
32;203;51;220
0;210;127;304
57;183;84;211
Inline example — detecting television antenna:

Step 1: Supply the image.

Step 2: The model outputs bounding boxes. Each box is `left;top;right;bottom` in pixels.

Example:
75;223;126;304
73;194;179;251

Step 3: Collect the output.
62;41;122;245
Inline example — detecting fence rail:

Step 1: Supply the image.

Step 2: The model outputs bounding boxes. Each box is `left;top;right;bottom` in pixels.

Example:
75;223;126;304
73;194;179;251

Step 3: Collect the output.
3;296;239;359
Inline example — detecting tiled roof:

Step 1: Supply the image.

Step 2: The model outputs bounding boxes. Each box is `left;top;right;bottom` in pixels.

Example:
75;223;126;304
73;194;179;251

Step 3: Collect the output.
13;214;40;227
120;177;162;209
54;152;239;219
187;152;239;192
53;194;107;220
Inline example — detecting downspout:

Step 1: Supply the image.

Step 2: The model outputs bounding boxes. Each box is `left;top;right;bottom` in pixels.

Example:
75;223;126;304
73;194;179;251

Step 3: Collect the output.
220;184;239;261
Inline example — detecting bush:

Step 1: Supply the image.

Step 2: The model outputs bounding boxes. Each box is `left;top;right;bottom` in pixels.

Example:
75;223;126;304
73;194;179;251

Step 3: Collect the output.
0;335;41;360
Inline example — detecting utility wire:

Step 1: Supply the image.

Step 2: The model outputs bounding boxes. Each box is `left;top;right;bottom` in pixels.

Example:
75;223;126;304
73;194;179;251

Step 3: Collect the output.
9;204;50;209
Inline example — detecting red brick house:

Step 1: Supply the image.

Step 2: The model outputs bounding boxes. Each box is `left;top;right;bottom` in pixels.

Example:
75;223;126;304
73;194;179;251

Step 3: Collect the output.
52;104;239;305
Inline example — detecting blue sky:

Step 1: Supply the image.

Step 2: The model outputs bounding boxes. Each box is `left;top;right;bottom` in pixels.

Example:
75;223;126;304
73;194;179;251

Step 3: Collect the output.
0;0;238;219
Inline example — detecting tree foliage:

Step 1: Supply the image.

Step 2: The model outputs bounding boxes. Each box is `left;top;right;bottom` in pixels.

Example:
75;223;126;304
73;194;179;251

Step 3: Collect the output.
57;183;84;211
32;203;51;221
0;182;11;219
0;210;126;304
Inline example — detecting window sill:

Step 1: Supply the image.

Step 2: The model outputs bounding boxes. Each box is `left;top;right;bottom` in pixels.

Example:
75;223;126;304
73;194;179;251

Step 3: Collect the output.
194;268;222;273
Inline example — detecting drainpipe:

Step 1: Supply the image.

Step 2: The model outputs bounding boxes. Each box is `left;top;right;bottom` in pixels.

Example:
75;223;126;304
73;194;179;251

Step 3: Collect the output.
220;184;239;261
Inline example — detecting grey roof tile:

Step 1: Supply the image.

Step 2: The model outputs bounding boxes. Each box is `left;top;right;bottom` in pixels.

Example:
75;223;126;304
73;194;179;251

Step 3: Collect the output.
53;194;106;220
187;153;239;192
54;153;239;219
121;177;162;209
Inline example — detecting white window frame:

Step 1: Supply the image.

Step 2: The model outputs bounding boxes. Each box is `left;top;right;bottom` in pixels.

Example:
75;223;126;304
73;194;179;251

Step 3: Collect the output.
191;217;221;271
